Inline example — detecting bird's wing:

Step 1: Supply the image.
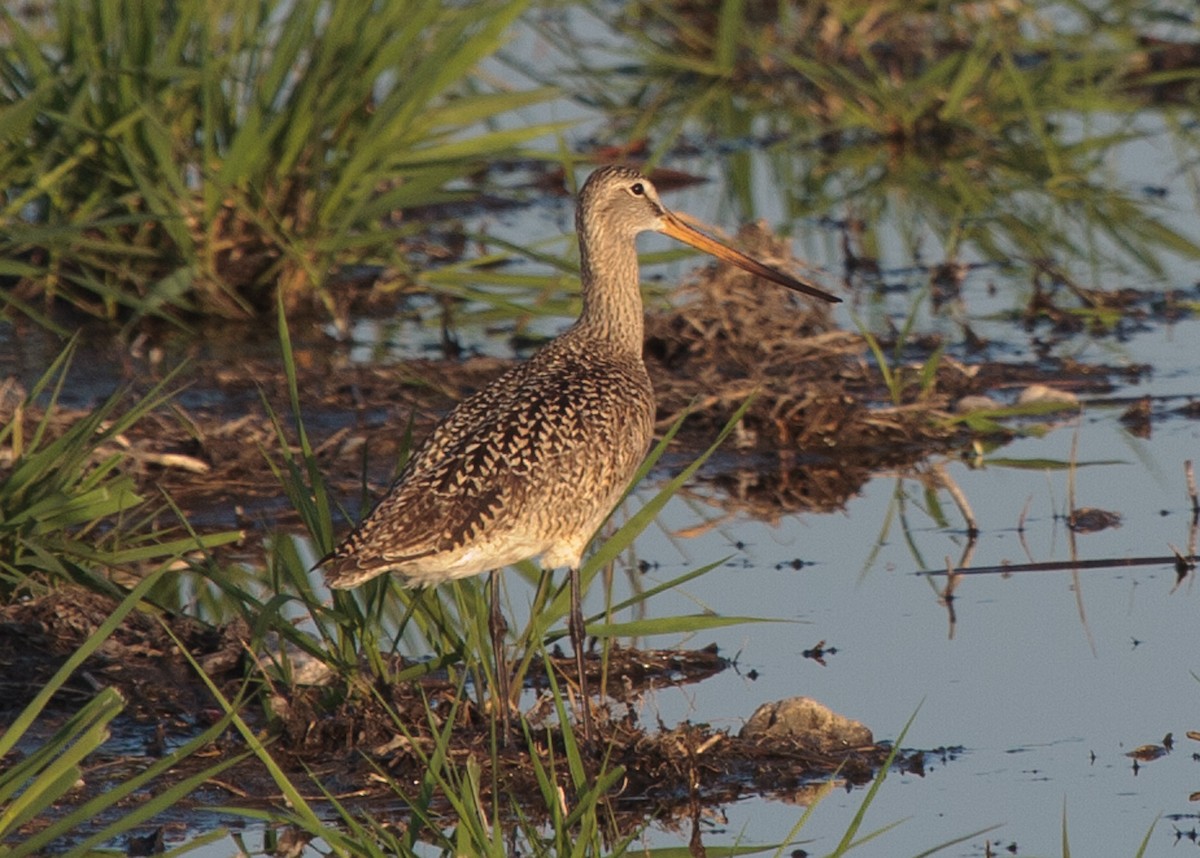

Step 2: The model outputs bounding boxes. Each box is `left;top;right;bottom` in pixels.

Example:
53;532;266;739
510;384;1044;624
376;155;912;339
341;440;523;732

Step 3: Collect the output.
321;343;652;587
321;363;556;580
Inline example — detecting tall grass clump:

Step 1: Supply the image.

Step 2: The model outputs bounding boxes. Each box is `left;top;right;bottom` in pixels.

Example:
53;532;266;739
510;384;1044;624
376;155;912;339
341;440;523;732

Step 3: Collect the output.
0;0;557;326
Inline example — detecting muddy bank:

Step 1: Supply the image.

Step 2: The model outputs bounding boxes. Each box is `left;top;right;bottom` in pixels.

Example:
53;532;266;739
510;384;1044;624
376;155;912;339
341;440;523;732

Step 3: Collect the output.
0;585;916;844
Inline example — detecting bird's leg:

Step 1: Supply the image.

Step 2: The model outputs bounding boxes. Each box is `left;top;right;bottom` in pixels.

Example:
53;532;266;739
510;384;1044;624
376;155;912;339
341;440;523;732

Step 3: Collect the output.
488;569;512;741
568;566;593;743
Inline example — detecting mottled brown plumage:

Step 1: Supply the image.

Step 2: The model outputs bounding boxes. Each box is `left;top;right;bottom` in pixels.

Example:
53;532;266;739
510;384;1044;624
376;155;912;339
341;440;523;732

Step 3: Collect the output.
321;165;840;740
323;332;654;587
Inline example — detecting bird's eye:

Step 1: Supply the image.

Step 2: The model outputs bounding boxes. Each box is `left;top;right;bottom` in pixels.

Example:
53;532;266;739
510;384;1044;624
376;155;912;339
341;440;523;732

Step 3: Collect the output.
630;182;645;196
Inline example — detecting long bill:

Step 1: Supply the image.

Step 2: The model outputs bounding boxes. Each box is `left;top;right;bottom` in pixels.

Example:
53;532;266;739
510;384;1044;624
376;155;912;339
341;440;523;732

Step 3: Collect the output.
659;212;841;304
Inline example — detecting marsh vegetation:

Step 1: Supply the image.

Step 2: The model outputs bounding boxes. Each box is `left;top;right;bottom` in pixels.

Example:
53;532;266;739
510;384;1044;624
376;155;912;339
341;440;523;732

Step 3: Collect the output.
2;1;1199;855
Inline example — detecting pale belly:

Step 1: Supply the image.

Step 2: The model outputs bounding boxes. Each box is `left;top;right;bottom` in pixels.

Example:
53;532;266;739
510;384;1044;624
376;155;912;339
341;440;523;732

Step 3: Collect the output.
384;482;628;587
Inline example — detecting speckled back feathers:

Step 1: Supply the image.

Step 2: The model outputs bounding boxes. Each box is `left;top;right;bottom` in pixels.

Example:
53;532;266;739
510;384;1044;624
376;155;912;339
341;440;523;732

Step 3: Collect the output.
322;332;654;588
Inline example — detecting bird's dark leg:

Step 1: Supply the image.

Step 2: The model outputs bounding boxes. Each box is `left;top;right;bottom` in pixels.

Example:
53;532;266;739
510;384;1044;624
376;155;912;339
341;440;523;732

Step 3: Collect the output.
489;569;511;741
568;566;593;743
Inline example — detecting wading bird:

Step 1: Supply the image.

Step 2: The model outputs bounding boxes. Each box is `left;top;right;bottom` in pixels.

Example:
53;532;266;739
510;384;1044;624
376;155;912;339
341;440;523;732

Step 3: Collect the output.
321;165;841;741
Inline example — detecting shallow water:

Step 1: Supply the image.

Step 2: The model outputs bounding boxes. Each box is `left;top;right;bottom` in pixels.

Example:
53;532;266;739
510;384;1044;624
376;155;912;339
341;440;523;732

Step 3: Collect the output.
464;268;1195;858
332;128;1200;853
621;414;1200;855
278;268;1200;857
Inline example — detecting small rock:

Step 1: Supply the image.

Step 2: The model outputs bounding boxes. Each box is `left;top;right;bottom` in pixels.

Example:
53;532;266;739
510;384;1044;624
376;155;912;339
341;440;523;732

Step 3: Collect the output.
1016;384;1079;406
740;696;873;753
955;394;1000;413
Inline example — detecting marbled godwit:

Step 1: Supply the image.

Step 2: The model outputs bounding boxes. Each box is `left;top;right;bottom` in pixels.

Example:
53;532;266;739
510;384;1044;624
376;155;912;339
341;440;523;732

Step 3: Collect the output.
321;165;841;740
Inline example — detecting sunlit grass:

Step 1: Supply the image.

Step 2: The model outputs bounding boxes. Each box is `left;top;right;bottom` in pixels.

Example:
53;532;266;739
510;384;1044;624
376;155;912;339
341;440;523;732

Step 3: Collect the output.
0;0;562;327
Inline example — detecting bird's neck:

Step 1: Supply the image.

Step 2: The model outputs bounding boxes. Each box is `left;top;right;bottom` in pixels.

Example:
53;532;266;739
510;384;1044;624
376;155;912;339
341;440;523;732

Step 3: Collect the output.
574;230;645;357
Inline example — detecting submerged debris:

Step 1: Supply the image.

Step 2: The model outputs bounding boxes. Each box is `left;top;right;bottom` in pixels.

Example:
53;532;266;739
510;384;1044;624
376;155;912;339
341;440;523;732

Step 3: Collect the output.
1068;507;1123;533
1126;742;1170;762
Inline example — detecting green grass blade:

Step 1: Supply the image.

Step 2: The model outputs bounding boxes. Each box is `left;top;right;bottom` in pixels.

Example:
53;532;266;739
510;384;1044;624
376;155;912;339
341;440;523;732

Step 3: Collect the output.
160;623;326;834
582;397;755;582
0;688;124;836
590;614;784;639
1131;813;1159;858
8;714;246;857
825;706;921;857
